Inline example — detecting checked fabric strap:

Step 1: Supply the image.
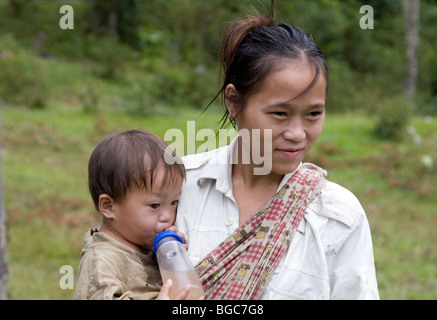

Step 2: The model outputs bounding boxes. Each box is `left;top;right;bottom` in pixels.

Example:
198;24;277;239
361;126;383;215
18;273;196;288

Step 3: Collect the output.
195;163;327;300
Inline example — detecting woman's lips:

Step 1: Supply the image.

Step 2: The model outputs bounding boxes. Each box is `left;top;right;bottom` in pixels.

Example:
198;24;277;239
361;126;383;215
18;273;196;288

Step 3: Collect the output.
276;148;303;158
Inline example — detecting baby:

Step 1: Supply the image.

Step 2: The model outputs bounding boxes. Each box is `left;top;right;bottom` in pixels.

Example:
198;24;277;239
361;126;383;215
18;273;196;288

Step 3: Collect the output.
73;129;194;300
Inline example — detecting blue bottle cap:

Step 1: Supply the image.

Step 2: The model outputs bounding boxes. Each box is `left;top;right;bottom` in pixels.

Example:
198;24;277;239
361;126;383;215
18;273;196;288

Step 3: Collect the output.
153;230;183;253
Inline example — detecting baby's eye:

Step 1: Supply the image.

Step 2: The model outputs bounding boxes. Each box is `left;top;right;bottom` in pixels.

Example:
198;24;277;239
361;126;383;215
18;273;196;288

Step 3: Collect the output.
150;203;160;209
171;200;179;206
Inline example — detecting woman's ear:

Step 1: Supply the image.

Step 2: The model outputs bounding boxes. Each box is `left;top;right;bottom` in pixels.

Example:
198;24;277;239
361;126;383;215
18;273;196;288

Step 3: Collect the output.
224;84;240;119
99;194;116;219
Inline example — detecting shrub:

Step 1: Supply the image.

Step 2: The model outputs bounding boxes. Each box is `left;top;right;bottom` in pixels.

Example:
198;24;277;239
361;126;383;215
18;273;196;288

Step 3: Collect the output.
374;96;412;140
0;34;48;109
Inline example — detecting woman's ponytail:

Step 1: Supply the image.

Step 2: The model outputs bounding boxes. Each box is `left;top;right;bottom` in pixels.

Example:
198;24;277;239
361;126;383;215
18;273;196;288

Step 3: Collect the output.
219;6;275;86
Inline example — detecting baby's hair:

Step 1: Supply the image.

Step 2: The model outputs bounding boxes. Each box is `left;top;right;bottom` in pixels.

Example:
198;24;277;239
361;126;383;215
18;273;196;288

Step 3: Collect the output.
88;129;185;210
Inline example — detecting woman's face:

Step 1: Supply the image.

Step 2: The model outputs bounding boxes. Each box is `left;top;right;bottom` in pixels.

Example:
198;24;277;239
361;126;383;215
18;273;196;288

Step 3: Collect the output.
227;59;326;175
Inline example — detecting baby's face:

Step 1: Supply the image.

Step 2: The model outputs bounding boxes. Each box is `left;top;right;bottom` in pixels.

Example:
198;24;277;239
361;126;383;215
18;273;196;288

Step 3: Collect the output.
110;170;183;247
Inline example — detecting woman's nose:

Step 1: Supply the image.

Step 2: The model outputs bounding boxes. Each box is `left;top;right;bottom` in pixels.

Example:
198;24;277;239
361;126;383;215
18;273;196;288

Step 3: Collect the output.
283;121;306;142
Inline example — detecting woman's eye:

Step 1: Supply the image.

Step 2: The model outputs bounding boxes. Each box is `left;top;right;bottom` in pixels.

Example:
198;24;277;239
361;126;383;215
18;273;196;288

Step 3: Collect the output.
308;111;322;119
150;203;160;209
273;112;287;117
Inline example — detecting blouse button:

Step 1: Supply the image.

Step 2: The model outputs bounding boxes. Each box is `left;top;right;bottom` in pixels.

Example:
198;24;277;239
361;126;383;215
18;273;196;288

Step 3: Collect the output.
225;218;233;226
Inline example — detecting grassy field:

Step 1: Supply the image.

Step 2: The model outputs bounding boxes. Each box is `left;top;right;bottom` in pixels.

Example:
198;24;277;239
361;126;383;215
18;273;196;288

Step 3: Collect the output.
2;100;437;300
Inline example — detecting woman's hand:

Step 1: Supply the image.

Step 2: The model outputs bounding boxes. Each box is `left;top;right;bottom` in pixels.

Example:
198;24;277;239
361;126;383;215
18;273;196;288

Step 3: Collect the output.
156;279;204;300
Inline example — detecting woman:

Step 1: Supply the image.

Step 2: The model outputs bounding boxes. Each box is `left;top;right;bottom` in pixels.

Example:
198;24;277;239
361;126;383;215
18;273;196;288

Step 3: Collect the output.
176;7;379;300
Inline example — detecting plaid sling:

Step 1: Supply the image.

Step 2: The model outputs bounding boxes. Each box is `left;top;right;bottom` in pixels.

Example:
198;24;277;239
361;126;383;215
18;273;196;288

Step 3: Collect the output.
195;163;327;300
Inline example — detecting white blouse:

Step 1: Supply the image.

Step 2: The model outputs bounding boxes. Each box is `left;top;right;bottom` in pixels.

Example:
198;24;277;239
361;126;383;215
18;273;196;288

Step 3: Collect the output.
176;138;379;300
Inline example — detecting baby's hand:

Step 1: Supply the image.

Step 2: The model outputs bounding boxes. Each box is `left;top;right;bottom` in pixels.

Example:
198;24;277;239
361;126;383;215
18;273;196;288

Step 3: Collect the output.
165;226;187;250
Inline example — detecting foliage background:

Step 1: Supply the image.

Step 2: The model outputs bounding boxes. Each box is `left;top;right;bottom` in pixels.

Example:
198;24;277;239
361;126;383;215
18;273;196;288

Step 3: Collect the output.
0;0;436;299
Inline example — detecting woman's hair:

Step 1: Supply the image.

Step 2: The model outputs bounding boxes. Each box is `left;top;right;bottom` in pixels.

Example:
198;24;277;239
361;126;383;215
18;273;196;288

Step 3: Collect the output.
211;1;328;128
88;129;185;210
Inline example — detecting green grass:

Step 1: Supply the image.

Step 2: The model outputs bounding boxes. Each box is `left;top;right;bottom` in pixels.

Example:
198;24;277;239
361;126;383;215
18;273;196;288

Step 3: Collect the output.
2;101;437;299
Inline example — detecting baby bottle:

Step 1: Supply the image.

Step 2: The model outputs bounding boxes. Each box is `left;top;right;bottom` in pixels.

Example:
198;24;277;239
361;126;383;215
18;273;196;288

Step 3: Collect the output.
153;230;205;300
